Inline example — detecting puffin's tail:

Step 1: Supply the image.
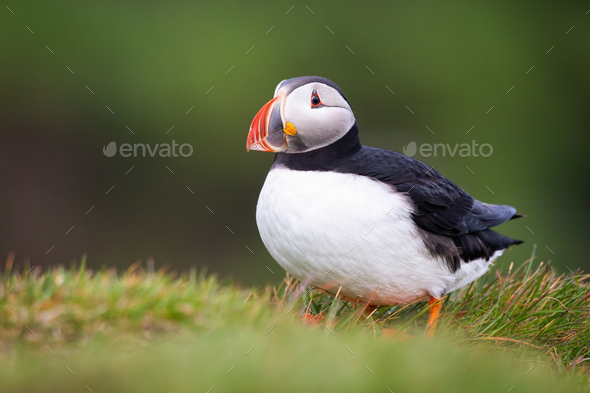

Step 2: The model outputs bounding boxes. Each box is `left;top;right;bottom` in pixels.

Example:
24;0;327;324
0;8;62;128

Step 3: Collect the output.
469;201;523;229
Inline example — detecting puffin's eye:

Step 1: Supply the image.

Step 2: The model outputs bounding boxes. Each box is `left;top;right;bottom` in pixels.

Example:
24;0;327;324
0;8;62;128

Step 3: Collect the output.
310;90;323;108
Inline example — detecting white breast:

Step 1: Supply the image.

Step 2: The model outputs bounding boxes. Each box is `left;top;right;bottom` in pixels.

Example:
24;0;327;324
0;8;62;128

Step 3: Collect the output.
256;167;490;305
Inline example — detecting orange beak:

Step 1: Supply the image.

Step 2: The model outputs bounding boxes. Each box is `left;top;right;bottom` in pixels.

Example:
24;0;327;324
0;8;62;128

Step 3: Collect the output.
247;95;288;152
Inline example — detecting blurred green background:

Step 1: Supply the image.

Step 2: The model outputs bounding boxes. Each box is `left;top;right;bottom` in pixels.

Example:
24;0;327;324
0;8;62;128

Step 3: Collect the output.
1;1;589;284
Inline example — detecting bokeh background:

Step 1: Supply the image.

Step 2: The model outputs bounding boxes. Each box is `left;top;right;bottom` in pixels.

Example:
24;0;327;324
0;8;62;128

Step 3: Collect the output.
1;1;589;285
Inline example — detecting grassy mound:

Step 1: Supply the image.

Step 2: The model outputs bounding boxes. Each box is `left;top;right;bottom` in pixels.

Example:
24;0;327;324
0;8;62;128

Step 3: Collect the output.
1;256;589;392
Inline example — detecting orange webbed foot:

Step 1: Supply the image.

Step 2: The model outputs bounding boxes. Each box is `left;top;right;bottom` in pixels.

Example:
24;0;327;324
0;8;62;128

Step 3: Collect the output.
301;313;324;326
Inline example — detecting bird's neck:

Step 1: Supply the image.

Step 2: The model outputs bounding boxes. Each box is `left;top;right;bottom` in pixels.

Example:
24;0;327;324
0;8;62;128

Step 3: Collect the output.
273;123;362;171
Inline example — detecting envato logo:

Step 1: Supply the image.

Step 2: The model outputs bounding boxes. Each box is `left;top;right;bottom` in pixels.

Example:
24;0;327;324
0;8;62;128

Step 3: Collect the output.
403;141;493;158
103;141;193;158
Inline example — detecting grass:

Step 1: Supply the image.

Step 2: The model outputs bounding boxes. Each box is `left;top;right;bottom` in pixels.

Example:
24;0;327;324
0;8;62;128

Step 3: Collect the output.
1;253;589;392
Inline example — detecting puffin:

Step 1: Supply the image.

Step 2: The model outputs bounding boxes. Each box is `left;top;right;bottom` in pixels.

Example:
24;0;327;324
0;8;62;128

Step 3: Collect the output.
247;76;523;335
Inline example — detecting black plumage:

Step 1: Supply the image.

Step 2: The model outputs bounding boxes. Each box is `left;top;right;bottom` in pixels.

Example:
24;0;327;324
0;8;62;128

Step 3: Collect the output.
273;123;523;271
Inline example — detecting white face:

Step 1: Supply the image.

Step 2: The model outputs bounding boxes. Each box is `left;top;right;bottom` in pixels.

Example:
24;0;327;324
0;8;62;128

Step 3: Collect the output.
279;82;355;153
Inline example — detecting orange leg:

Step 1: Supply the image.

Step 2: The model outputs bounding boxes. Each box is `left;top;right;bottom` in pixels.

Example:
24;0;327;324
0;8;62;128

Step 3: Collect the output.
426;297;443;337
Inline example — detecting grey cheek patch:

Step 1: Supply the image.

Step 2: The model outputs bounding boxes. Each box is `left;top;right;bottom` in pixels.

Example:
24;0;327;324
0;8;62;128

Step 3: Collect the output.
286;137;309;153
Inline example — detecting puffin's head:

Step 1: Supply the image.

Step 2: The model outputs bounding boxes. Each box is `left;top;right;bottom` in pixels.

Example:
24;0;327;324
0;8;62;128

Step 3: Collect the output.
246;76;355;153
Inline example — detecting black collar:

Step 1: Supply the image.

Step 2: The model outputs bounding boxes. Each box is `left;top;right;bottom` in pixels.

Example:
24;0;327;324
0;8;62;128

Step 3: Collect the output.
272;123;362;171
